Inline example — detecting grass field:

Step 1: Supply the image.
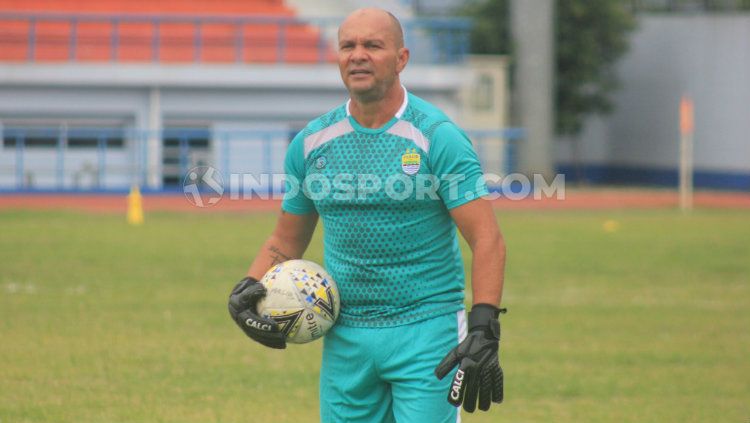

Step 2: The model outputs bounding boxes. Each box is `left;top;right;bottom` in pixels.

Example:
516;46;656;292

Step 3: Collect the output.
1;208;749;423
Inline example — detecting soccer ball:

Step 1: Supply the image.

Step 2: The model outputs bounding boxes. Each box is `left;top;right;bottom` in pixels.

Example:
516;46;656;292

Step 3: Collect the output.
256;259;340;344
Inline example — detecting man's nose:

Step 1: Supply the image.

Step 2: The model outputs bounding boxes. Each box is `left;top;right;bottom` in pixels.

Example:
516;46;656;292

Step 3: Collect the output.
350;44;368;62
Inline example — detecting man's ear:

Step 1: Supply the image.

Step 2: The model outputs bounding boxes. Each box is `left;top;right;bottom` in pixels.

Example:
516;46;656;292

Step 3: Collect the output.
396;47;410;73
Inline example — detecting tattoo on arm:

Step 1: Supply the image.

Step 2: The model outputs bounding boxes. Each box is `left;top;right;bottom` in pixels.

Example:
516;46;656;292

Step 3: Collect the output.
268;245;292;265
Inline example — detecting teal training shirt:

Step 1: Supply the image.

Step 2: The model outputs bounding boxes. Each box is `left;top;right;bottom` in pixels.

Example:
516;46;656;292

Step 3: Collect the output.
282;89;488;327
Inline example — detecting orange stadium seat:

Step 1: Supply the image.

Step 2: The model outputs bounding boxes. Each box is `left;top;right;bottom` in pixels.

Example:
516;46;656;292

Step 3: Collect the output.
0;0;333;63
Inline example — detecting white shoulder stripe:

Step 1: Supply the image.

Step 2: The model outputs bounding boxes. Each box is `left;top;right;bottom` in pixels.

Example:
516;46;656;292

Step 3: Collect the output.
304;119;354;158
386;120;430;154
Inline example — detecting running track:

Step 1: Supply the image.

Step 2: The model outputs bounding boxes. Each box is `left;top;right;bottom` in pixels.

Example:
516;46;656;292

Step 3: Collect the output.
1;189;749;213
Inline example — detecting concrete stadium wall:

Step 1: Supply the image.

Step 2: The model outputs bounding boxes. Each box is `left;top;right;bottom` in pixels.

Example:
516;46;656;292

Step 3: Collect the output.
558;14;750;190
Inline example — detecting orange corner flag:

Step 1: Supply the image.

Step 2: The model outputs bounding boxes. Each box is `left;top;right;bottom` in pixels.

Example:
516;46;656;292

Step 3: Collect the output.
680;95;694;136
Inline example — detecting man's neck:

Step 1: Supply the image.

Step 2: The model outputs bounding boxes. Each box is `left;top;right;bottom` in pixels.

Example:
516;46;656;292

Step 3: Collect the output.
349;84;405;129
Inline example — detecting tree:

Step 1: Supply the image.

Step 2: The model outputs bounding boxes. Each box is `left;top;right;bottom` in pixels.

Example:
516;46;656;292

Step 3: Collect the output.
462;0;636;136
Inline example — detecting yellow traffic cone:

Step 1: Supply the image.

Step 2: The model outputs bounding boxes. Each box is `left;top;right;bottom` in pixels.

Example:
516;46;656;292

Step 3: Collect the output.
127;185;144;226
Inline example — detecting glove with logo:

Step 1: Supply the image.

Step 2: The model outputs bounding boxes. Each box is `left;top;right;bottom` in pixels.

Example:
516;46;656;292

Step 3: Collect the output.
434;304;506;412
227;276;286;349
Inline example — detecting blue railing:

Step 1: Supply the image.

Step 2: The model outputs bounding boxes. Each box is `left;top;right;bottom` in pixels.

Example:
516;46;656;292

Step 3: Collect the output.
0;127;523;192
0;12;472;64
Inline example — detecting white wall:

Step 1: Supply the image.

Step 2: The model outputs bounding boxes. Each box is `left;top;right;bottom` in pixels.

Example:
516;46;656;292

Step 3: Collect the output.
561;14;750;177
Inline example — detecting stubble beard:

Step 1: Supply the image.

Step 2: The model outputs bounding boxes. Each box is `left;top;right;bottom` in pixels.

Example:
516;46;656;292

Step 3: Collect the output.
347;75;396;105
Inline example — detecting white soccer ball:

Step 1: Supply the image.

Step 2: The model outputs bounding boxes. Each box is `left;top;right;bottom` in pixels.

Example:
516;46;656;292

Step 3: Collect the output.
256;259;340;344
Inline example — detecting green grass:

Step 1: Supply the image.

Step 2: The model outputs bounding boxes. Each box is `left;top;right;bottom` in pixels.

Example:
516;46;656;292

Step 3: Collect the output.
1;209;748;422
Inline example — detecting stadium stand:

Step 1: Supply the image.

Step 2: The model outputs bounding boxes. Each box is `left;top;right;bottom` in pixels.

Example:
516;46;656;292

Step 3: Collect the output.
0;0;332;63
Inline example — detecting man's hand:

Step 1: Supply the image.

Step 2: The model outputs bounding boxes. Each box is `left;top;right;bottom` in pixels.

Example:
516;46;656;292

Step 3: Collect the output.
227;276;286;349
435;304;506;412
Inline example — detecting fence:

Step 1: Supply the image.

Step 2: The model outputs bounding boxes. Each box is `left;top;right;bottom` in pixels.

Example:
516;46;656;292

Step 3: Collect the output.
0;12;472;64
0;127;523;192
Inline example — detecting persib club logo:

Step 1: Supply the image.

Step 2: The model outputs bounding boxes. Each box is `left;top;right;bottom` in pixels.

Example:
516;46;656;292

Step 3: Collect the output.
401;148;421;175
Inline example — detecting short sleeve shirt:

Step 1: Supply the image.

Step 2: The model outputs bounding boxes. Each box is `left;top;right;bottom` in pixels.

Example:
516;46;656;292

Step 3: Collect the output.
282;89;488;327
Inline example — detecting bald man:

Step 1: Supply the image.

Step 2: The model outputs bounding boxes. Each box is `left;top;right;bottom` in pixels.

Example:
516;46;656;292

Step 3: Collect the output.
228;8;507;422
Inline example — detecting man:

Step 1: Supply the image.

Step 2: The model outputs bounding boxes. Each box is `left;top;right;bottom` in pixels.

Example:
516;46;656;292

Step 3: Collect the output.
228;8;507;422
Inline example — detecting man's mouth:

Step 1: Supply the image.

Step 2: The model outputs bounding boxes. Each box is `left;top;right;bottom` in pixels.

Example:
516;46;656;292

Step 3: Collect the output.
350;69;372;76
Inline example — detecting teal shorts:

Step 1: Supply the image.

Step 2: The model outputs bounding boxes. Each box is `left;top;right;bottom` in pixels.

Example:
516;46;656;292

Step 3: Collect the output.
320;309;467;423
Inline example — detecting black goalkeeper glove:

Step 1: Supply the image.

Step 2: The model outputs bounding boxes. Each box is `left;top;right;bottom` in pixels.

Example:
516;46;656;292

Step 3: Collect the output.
227;276;286;349
435;304;506;412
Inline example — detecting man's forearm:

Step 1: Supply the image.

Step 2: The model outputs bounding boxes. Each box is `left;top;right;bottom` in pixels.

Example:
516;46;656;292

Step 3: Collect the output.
244;211;319;280
246;236;303;279
470;233;506;306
